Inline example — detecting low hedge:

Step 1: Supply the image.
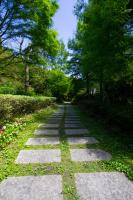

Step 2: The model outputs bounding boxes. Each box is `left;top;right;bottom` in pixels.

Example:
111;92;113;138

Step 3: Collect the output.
0;95;56;124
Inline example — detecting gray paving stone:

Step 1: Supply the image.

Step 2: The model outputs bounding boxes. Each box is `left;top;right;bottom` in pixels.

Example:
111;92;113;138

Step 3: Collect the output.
26;137;60;145
65;129;89;136
64;124;84;128
65;119;80;121
65;121;81;124
65;117;80;119
35;129;59;136
75;172;133;200
68;137;98;144
48;116;61;119
39;124;60;128
0;175;63;200
15;150;61;164
47;120;61;124
70;149;112;161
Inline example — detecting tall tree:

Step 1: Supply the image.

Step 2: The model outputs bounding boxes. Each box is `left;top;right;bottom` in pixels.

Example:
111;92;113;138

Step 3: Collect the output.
69;0;131;101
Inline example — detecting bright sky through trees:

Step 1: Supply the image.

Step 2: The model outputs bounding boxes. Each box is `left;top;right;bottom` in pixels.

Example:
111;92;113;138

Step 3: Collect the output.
53;0;77;46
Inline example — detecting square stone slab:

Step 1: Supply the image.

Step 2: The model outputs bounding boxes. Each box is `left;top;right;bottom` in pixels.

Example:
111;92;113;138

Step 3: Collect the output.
35;129;59;136
47;120;61;124
26;137;60;145
75;172;133;200
15;150;61;164
65;129;89;136
70;149;112;161
65;119;81;121
39;124;60;128
0;175;63;200
68;137;98;144
65;124;84;128
65;121;81;124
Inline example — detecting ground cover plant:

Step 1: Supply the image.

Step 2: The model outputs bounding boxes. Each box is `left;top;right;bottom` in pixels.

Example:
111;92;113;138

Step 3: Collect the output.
0;95;56;124
0;104;132;200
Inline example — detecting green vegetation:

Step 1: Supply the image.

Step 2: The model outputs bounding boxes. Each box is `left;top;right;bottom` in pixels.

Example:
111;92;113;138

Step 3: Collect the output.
0;95;56;148
0;95;56;123
0;105;132;200
68;0;133;133
0;1;132;197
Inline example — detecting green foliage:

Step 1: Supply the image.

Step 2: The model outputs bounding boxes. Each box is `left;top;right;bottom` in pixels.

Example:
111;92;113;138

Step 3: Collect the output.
0;105;57;149
0;94;56;124
0;119;26;149
47;69;71;101
51;40;69;72
0;83;17;94
69;0;132;101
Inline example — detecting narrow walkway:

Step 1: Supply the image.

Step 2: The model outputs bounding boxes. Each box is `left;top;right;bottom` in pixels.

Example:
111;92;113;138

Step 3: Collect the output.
0;104;133;199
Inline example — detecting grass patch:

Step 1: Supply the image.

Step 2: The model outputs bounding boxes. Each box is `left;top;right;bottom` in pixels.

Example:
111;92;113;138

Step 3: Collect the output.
75;106;133;180
0;104;132;200
0;105;57;181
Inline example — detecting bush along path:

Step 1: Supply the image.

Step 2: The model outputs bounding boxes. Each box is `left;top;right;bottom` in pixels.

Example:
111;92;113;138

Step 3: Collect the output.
0;104;133;199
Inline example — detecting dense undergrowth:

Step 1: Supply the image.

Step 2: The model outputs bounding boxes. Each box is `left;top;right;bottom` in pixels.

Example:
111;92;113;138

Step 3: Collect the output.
73;94;133;135
0;95;56;125
0;95;56;149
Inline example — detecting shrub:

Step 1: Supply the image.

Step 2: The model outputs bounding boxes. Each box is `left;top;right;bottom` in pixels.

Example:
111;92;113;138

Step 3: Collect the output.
0;94;56;124
0;83;17;94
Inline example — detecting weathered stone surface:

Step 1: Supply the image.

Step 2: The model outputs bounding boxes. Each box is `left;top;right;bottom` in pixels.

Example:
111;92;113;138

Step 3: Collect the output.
39;124;60;128
65;118;80;121
48;116;61;119
15;150;61;164
68;137;98;144
65;129;89;136
65;121;81;124
47;120;61;124
64;124;84;128
75;172;133;200
0;175;63;200
26;137;60;145
70;149;112;161
34;129;59;136
66;115;80;119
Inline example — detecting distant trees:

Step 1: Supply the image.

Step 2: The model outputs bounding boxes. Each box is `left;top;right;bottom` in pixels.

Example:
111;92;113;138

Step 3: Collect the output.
69;0;133;103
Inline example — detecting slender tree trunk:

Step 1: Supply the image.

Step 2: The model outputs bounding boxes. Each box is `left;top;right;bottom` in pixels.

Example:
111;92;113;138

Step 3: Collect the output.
99;69;104;102
25;64;29;94
85;73;90;97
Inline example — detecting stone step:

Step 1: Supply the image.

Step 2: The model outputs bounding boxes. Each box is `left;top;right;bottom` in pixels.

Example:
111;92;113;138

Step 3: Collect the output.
39;124;60;129
34;129;59;136
15;150;61;164
67;137;99;144
26;137;60;145
0;175;63;200
70;149;112;162
65;129;89;136
75;172;133;200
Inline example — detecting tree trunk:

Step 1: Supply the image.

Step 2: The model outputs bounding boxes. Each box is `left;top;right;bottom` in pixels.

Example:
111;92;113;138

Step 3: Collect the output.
86;75;90;96
99;69;104;102
25;64;29;94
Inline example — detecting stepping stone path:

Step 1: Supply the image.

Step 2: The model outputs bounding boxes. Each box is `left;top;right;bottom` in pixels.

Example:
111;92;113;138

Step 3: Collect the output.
15;150;61;164
68;137;98;144
0;104;133;199
70;149;112;162
35;129;59;136
75;172;133;200
26;137;60;145
0;175;63;200
39;124;60;128
65;128;89;136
